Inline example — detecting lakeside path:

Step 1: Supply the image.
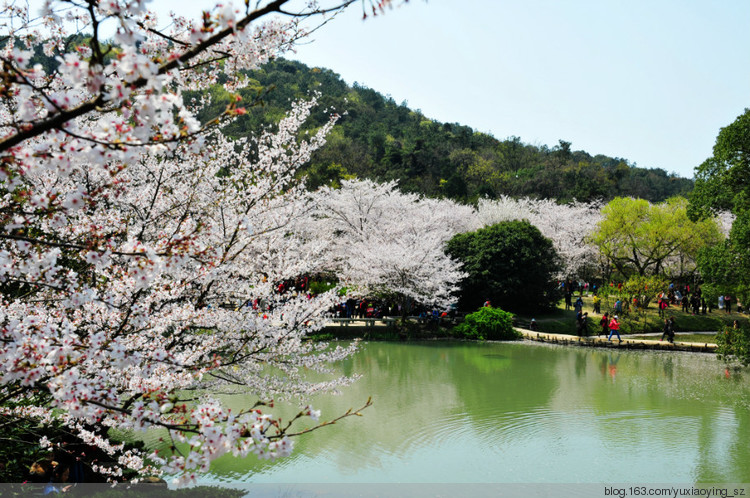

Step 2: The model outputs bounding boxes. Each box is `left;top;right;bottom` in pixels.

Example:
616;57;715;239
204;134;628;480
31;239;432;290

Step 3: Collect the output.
323;319;719;353
517;328;717;353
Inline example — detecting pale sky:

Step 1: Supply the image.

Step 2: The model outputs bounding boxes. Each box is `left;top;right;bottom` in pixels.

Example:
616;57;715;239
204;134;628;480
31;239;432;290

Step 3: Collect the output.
288;1;750;179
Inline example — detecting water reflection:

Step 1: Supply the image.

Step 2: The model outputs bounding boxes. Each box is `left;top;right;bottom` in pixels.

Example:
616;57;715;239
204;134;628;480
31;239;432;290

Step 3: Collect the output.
195;341;750;484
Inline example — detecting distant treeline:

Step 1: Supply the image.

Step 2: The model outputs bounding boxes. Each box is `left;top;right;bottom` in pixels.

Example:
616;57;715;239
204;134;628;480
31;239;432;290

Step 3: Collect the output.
197;58;693;203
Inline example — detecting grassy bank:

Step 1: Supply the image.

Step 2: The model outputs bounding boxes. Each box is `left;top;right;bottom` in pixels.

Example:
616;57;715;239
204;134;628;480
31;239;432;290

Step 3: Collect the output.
519;295;749;336
313;297;749;341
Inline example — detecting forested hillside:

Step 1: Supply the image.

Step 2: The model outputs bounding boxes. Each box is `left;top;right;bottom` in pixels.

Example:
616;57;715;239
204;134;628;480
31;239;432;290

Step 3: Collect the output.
199;58;693;202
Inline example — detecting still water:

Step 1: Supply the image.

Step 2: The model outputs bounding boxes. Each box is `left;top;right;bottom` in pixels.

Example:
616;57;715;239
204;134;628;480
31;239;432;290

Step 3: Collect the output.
197;341;750;484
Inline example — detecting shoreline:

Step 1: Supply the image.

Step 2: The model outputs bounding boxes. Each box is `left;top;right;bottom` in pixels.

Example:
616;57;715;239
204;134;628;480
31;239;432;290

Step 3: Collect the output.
517;327;717;353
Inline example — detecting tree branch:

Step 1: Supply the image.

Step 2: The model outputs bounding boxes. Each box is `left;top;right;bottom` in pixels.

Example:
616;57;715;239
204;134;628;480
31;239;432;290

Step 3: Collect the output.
0;0;357;153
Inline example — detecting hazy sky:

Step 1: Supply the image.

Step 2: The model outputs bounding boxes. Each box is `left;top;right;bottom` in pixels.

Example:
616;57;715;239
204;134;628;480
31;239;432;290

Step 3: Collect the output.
288;1;750;179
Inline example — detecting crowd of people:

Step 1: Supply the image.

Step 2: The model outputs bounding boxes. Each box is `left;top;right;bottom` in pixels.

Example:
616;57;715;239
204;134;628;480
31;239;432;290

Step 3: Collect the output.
332;298;392;319
566;281;745;340
300;277;744;335
330;298;458;324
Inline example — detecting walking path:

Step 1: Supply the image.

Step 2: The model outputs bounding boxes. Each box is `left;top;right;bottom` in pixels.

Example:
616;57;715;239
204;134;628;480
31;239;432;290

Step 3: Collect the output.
323;318;719;353
517;328;717;353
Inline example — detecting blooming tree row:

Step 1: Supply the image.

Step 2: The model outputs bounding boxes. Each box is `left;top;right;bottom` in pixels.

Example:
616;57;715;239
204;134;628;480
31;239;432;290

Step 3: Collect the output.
307;178;474;316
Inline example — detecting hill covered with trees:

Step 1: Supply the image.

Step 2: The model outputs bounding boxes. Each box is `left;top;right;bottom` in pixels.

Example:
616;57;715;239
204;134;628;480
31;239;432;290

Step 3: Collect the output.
199;58;693;203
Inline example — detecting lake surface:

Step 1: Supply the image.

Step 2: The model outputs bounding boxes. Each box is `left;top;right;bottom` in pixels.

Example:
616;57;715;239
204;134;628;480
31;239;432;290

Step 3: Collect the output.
196;341;750;485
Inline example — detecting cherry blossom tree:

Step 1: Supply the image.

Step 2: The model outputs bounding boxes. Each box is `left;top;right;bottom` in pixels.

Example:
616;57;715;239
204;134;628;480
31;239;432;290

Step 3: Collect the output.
475;196;602;279
308;178;472;318
0;0;395;485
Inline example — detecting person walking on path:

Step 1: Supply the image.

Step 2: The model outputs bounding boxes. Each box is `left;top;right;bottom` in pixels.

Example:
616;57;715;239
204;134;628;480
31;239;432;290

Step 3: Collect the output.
574;296;583;313
599;312;609;337
577;312;589;337
725;295;732;314
660;317;674;343
608;315;622;343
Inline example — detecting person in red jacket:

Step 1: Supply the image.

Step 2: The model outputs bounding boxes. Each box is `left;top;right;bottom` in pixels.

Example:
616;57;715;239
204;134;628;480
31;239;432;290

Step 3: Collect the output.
599;312;609;337
607;315;622;343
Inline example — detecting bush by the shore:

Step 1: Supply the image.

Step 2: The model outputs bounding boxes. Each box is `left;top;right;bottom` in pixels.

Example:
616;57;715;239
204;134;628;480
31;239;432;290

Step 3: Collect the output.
453;307;521;341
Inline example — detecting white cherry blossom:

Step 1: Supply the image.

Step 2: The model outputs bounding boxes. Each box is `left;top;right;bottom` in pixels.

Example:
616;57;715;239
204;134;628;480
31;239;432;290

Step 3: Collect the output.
0;0;392;484
308;179;472;313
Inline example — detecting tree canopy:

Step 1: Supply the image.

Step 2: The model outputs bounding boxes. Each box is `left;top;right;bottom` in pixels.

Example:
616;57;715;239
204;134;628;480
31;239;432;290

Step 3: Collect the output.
475;196;602;279
306;179;472;315
589;197;721;280
689;108;750;305
446;221;561;313
690;108;750;218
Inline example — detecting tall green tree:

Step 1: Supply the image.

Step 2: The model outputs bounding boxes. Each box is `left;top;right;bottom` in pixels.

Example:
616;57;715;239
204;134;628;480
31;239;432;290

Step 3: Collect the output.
689;108;750;306
589;197;721;279
446;221;561;313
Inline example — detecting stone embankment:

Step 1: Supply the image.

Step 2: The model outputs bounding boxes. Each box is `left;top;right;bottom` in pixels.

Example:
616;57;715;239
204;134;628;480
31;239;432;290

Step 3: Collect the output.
517;328;717;353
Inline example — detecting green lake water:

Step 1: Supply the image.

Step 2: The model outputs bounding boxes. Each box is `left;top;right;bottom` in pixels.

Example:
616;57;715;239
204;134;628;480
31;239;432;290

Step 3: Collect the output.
195;341;750;485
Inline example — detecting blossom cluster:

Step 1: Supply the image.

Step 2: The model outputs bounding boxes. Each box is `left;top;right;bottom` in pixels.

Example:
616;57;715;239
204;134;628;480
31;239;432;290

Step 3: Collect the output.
307;178;474;311
475;196;604;278
0;0;382;484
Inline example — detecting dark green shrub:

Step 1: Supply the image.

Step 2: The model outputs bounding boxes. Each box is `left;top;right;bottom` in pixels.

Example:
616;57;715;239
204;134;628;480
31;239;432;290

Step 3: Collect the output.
446;220;561;313
454;307;521;341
